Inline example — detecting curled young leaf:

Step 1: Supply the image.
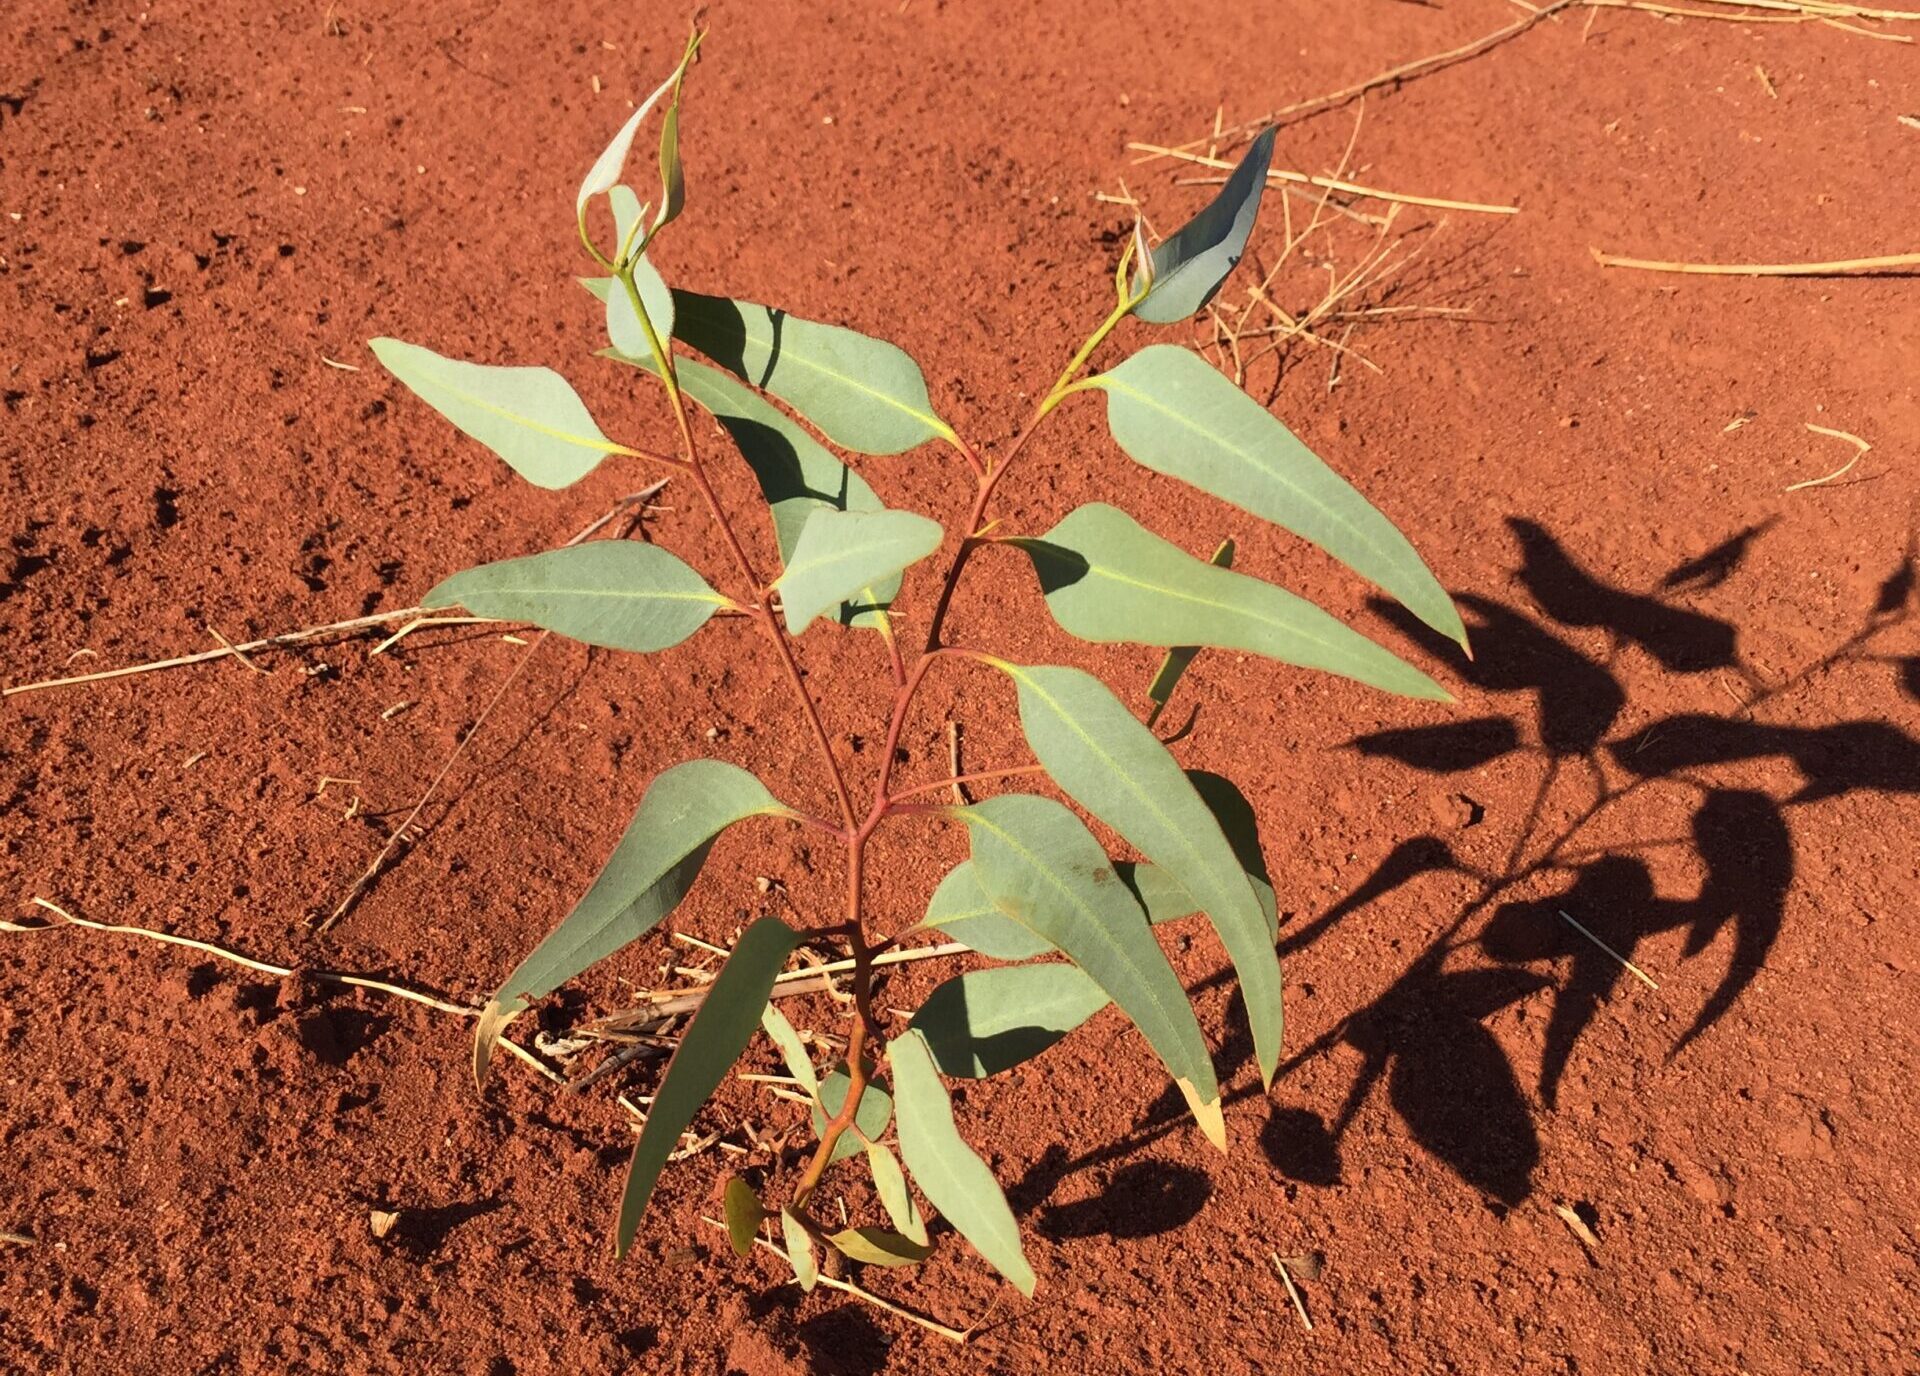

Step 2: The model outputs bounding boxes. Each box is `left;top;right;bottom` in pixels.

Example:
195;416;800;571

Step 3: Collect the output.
1131;126;1276;324
773;508;943;633
369;339;623;490
423;542;729;654
577;33;700;223
616;917;802;1256
1089;344;1468;650
888;1031;1036;1296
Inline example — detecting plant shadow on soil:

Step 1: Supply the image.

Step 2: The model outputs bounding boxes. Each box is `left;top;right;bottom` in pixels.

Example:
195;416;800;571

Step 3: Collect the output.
1009;515;1918;1225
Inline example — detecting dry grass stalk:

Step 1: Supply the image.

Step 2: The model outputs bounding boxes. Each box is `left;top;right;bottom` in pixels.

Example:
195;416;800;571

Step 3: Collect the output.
1592;248;1920;275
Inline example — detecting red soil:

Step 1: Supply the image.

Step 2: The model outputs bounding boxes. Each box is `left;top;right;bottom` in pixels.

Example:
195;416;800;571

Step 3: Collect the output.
3;2;1916;1372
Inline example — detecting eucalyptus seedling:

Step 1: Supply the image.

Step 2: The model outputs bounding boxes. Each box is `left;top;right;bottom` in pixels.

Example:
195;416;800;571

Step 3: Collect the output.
373;29;1459;1305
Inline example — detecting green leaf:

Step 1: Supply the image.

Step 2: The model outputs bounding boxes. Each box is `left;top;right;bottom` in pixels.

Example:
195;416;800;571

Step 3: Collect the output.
723;1177;765;1257
672;289;954;454
587;260;676;358
369;339;623;491
473;760;783;1085
1132;127;1276;324
1089;344;1467;650
1145;535;1234;729
910;964;1110;1078
760;1003;819;1095
888;1030;1036;1296
608;186;648;262
422;542;728;654
810;1065;893;1163
601;351;901;628
826;1227;932;1267
653;92;687;238
773;509;943;633
991;662;1282;1087
616;916;801;1256
577;42;696;219
920;861;1052;960
1013;503;1447;701
780;1207;819;1292
864;1138;927;1245
952;793;1224;1146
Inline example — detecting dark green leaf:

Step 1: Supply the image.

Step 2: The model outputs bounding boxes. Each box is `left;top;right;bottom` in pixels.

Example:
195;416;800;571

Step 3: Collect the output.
1132;126;1275;324
1014;503;1447;700
423;542;728;653
616;917;801;1256
952;793;1224;1146
369;339;622;490
991;663;1282;1087
1090;345;1467;650
773;509;942;633
810;1065;893;1163
826;1226;932;1267
888;1030;1036;1296
473;761;783;1085
910;964;1110;1078
672;290;954;455
723;1177;764;1257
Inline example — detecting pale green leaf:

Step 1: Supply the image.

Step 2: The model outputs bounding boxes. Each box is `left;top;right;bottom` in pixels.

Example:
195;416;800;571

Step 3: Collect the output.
577;54;688;217
1090;344;1467;650
910;964;1110;1078
422;542;727;654
811;1065;893;1163
600;350;900;627
760;1003;819;1095
888;1030;1036;1296
1132;127;1276;324
952;793;1225;1146
826;1226;932;1267
654;101;685;235
723;1177;764;1257
608;186;648;262
1014;503;1447;700
864;1139;926;1245
672;289;954;454
992;662;1282;1087
586;260;676;358
616;917;801;1255
369;338;621;490
773;509;942;633
920;861;1051;960
781;1207;819;1292
473;761;782;1085
1145;535;1234;728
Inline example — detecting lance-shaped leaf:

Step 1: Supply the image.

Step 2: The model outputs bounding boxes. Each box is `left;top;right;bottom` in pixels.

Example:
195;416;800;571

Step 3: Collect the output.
422;542;729;654
1013;503;1447;701
1131;126;1276;324
1088;345;1467;650
919;860;1052;960
773;509;942;633
1145;535;1234;729
827;1227;932;1267
810;1065;893;1163
585;261;675;358
601;350;900;627
369;339;625;490
952;793;1225;1146
723;1177;764;1257
576;40;696;219
780;1207;819;1292
989;663;1282;1088
616;916;802;1255
888;1030;1036;1296
910;964;1111;1078
672;289;954;455
473;761;783;1085
1119;771;1278;937
760;1004;819;1094
864;1139;927;1244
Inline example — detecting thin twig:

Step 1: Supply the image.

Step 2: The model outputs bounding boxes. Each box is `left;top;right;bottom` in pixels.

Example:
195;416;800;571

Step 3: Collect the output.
1591;247;1920;276
1557;910;1660;990
1127;144;1519;216
1270;1252;1315;1331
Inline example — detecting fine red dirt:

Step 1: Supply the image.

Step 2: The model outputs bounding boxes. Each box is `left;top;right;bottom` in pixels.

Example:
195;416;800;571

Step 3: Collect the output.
4;2;1917;1372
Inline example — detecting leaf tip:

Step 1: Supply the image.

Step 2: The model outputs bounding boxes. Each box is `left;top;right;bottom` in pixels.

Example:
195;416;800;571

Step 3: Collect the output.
1178;1079;1229;1153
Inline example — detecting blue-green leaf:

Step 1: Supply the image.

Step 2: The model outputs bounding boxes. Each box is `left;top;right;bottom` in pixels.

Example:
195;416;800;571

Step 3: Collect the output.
952;793;1224;1146
781;1207;819;1291
672;289;954;455
759;1003;819;1095
616;917;801;1256
473;761;783;1085
910;964;1110;1078
369;339;622;490
889;1030;1036;1296
864;1138;926;1245
920;861;1052;960
1013;503;1448;700
990;663;1283;1087
773;509;942;633
1089;344;1467;650
1132;126;1276;324
810;1064;893;1163
586;261;676;358
422;542;728;654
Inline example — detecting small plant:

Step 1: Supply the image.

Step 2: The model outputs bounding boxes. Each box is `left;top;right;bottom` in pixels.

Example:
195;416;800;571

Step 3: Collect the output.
372;30;1463;1303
